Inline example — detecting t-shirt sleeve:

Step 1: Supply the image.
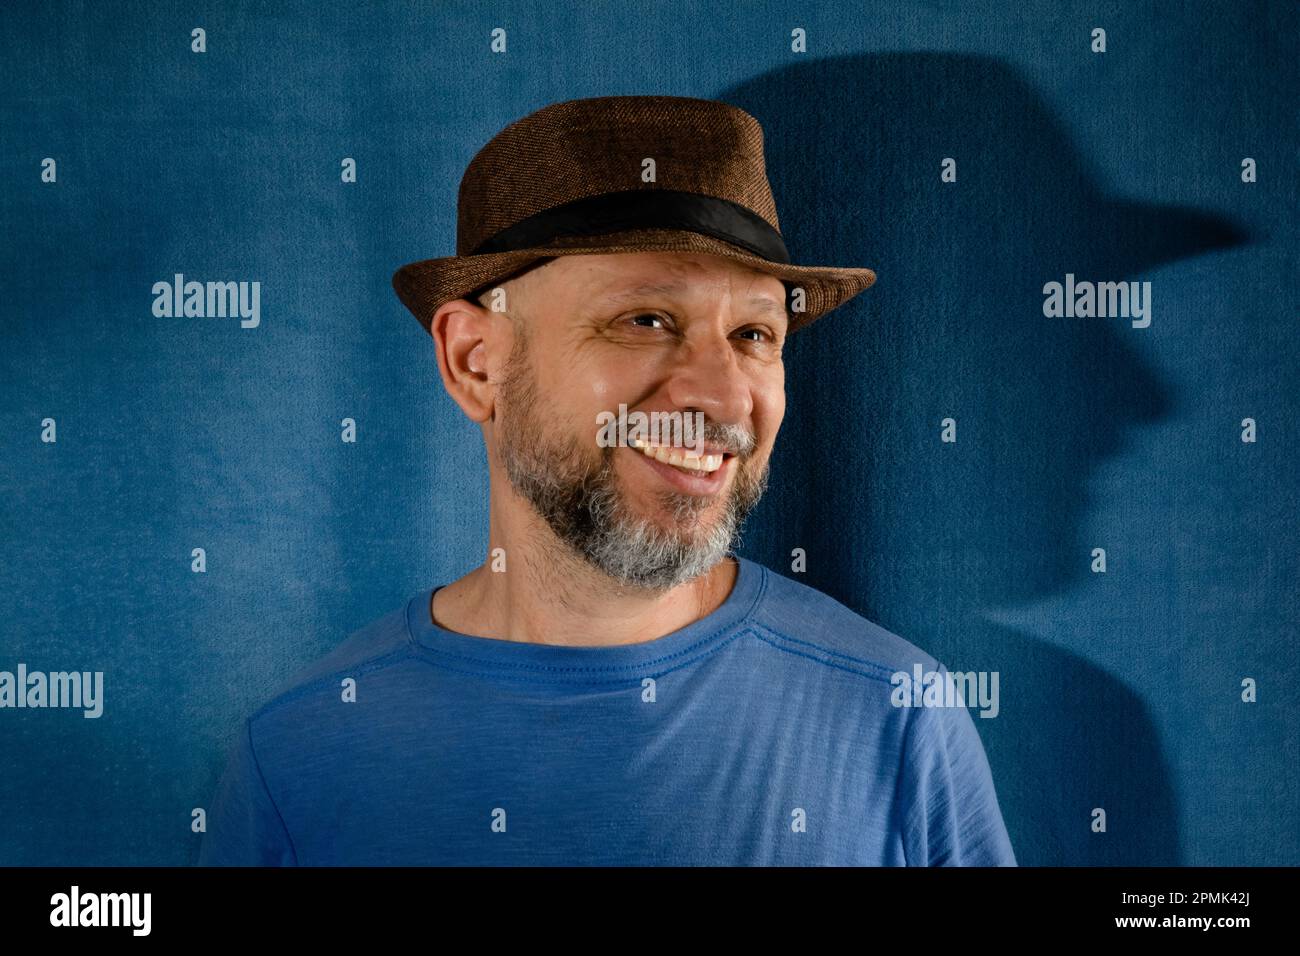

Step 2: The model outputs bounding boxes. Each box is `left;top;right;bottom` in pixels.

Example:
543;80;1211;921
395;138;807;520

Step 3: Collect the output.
197;718;298;866
896;674;1017;866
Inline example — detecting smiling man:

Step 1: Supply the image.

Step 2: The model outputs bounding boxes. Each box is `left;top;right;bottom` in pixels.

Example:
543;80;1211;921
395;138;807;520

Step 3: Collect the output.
199;95;1016;866
441;251;782;641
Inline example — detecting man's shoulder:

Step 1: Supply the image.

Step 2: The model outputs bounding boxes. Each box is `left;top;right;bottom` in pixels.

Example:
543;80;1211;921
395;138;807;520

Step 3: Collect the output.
247;595;419;730
746;559;943;684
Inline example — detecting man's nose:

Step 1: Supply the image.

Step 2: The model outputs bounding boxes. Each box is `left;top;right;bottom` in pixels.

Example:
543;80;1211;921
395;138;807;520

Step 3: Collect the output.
664;332;753;424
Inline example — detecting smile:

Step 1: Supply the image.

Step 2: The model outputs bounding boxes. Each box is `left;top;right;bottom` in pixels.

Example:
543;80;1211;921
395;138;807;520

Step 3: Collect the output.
627;436;727;474
623;436;737;497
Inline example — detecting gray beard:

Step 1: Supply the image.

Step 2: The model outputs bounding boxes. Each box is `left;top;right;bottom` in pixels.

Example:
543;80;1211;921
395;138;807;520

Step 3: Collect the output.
496;348;768;592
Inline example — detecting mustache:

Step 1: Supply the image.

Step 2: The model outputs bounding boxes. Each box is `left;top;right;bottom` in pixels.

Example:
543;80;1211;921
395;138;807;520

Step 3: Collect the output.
617;423;756;458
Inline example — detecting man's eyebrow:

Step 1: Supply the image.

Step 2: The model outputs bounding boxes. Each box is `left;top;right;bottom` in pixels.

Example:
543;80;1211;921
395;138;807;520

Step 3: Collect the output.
596;282;789;322
596;282;691;303
744;296;790;323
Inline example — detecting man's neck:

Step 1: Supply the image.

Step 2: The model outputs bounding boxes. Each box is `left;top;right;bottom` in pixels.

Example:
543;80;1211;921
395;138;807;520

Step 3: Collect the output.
430;525;738;648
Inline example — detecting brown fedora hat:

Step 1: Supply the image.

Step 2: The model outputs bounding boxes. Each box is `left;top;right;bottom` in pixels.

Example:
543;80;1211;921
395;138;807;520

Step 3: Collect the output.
392;94;877;336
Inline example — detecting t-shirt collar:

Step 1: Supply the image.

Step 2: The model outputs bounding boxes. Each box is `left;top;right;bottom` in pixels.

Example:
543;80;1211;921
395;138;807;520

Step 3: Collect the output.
405;555;766;684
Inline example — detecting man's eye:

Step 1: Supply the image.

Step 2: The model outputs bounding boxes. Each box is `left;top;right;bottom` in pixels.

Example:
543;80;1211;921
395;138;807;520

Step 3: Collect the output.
737;327;774;343
627;312;668;329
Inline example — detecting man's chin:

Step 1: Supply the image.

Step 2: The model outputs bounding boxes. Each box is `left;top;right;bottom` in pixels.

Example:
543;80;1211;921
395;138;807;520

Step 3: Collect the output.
628;493;728;534
586;539;730;593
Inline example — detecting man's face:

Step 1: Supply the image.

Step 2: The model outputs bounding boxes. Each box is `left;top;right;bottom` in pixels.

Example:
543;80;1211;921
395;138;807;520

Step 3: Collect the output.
491;251;788;591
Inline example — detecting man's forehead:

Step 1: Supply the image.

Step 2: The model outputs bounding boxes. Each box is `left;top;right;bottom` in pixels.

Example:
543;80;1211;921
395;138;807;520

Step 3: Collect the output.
571;256;789;315
596;280;788;321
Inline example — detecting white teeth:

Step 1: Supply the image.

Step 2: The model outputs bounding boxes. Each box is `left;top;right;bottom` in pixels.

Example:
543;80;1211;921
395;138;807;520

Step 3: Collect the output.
630;437;724;474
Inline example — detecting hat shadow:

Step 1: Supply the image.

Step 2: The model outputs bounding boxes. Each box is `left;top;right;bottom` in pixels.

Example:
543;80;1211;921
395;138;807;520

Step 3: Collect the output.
722;53;1252;865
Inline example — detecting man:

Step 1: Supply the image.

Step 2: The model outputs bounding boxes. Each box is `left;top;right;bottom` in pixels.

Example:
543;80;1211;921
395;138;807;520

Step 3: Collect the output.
199;95;1016;866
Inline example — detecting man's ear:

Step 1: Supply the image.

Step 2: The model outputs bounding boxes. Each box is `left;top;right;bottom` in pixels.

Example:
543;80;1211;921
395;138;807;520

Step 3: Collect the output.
429;298;496;423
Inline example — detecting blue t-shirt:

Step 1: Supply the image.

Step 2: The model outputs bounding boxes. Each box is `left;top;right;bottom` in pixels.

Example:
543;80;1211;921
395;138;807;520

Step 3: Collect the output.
198;556;1016;866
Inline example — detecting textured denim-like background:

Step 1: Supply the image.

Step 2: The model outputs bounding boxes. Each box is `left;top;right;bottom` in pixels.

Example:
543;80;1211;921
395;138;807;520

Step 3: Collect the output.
1;1;1295;865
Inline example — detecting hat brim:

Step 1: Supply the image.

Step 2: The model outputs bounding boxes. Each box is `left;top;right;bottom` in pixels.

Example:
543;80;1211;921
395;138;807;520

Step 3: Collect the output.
391;229;876;337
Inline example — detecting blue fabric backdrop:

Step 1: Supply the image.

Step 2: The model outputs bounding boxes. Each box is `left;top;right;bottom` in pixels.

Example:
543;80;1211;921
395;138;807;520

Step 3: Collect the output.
1;0;1295;865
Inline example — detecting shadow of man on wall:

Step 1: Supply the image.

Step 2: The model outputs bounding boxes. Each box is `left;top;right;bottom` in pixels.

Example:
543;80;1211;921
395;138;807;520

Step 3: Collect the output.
725;52;1250;865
